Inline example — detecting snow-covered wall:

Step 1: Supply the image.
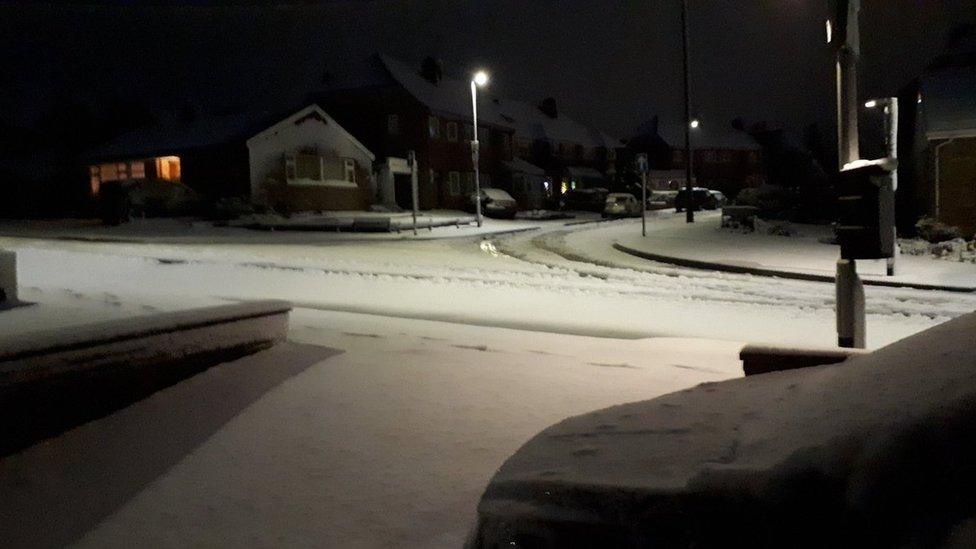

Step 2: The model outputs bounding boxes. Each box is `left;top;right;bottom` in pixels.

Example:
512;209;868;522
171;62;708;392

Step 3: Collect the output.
246;106;375;200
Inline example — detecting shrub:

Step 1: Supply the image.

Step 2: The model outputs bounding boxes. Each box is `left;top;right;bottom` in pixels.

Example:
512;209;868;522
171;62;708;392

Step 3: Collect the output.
915;217;961;243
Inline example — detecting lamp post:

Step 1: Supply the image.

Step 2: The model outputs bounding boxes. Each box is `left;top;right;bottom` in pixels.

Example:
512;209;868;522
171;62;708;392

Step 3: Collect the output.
471;70;489;227
681;0;694;223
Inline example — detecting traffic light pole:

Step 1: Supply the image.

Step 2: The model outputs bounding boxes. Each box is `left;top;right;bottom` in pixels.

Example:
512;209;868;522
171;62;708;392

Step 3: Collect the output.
833;0;865;348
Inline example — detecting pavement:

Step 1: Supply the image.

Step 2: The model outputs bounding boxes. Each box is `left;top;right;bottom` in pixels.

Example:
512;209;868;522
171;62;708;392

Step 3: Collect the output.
609;212;976;292
0;211;597;244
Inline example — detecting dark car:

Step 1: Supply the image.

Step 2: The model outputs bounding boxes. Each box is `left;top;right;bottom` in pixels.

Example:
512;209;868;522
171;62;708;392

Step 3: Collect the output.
560;187;609;212
466;188;519;219
675;187;719;212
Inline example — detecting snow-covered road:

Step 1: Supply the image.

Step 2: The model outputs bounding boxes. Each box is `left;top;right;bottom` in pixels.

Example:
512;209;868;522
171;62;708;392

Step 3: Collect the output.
2;214;972;348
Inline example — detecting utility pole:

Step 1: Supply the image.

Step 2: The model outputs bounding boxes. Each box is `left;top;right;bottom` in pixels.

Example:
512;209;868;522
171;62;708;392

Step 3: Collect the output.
830;0;865;348
885;97;899;276
681;0;694;223
408;150;419;235
638;153;649;236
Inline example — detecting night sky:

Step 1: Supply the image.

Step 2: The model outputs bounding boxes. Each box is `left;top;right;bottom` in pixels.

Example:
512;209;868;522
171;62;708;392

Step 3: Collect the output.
1;0;972;141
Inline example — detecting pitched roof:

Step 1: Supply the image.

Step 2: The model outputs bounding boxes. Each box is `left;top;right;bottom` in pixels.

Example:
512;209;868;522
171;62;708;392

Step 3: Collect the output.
504;156;546;176
494;98;621;149
920;65;976;139
376;54;514;129
85;111;273;161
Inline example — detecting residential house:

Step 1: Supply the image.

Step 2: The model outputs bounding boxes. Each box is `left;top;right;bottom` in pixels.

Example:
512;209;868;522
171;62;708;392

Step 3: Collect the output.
628;117;763;199
495;96;622;206
312;54;515;211
85;105;375;213
898;44;976;237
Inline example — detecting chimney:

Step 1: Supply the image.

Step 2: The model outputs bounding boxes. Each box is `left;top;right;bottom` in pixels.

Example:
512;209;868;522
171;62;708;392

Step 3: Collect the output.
420;56;443;85
538;97;558;119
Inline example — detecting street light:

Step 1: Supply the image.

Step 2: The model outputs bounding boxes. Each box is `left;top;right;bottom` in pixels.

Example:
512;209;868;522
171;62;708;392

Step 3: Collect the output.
689;118;700;129
470;70;489;227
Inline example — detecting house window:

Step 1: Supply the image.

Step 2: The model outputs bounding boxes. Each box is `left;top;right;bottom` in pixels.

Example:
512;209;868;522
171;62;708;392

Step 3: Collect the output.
428;115;440;138
463;123;474;142
387;114;399;135
155;156;181;181
343;158;356;183
130;160;145;179
446;121;459;142
448;171;461;196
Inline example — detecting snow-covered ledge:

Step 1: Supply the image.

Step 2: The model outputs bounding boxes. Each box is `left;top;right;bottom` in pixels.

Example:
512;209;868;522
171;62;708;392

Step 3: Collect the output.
470;311;976;547
0;300;292;456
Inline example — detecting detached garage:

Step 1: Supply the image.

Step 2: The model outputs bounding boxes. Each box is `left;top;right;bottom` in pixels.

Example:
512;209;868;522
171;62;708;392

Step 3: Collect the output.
86;105;376;213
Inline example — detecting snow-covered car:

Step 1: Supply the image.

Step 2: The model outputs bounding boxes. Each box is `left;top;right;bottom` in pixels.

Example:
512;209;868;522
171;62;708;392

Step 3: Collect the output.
467;188;518;219
675;187;719;212
602;193;642;218
709;190;728;207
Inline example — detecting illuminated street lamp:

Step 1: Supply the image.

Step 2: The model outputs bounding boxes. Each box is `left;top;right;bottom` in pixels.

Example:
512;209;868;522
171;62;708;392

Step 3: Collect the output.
470;70;489;227
689;118;700;129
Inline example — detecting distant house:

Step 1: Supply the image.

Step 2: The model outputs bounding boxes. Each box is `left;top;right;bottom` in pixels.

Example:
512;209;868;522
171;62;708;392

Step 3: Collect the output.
86;105;375;212
493;96;621;203
898;47;976;236
312;54;516;211
312;54;621;211
627;117;763;199
504;156;549;210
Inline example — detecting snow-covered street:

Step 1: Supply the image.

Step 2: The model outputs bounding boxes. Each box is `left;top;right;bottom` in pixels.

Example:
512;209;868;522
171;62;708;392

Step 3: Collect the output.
3;213;972;348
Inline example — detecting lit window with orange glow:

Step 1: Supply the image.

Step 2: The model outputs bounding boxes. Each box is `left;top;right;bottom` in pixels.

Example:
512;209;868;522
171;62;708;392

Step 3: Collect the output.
154;156;181;181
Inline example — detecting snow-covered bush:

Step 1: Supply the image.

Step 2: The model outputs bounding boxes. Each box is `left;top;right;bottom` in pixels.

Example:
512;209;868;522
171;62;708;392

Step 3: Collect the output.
915;217;962;243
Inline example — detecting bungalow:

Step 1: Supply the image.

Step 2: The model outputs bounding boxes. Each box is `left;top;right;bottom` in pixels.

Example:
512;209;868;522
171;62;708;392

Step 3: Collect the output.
86;105;375;213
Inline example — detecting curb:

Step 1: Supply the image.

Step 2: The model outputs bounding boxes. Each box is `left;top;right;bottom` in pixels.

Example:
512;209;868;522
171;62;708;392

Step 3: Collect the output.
612;242;976;293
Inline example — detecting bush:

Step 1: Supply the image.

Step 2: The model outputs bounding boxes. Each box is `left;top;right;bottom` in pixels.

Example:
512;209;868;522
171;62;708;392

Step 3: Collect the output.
128;179;199;217
915;217;961;243
209;196;256;221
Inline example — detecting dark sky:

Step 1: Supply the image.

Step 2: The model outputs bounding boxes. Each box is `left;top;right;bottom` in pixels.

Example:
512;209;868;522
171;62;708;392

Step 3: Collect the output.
0;0;972;140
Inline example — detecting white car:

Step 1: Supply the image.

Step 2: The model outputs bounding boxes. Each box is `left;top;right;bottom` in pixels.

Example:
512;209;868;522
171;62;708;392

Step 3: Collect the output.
602;193;642;218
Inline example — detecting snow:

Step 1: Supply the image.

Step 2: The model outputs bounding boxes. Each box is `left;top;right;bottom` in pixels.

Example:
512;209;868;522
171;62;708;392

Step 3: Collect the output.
608;212;976;290
473;309;976;546
2;308;744;548
3;211;975;545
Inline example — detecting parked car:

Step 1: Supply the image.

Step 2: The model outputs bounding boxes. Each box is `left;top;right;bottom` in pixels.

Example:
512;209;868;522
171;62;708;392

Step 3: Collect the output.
675;187;719;212
560;187;609;212
603;193;642;218
467;188;518;219
709;190;728;208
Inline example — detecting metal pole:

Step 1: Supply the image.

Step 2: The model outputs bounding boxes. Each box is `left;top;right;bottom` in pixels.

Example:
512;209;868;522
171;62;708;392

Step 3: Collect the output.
835;0;863;348
885;97;898;276
681;0;694;223
638;153;648;236
471;81;483;228
409;150;419;235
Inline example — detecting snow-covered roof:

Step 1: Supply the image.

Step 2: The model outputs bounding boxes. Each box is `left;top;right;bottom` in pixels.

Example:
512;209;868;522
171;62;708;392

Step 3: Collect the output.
565;166;605;179
641;118;760;151
494;98;621;150
86;111;268;161
504;156;546;176
920;65;976;139
376;55;514;129
246;105;374;161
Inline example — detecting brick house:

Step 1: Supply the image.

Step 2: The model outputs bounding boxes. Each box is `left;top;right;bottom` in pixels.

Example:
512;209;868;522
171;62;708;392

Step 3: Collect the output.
312;55;515;210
